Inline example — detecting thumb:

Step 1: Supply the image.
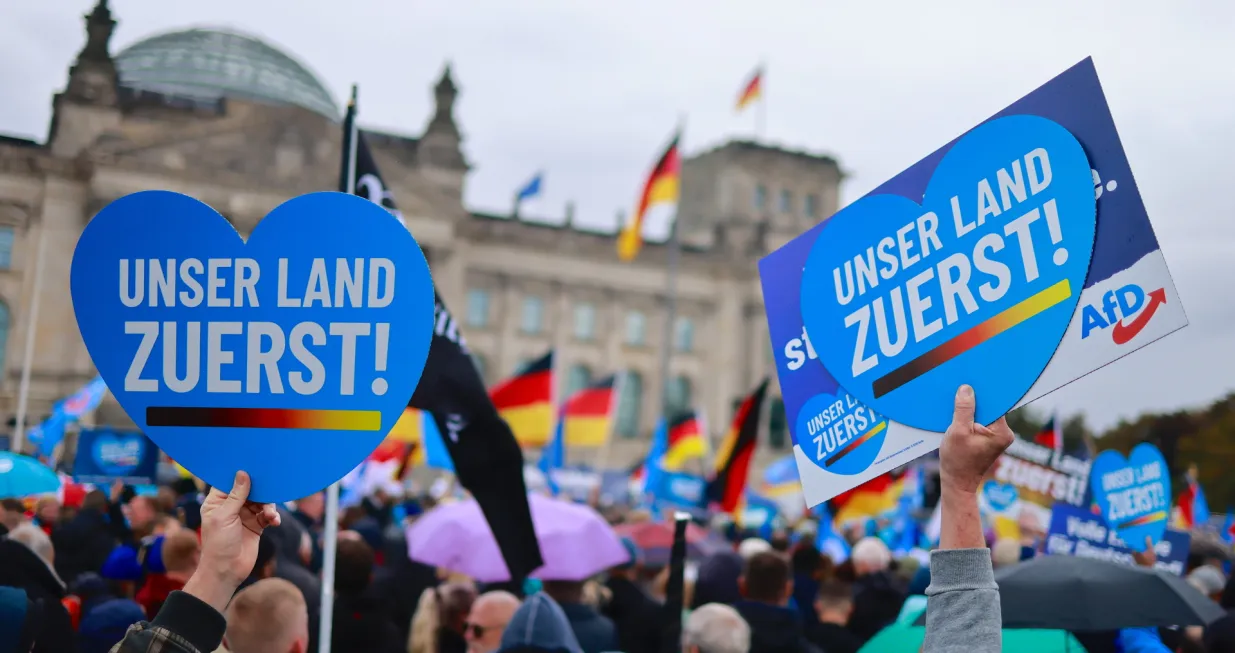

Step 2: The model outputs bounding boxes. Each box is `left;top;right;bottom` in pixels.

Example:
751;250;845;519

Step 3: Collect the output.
952;385;976;428
223;471;252;512
1144;536;1153;552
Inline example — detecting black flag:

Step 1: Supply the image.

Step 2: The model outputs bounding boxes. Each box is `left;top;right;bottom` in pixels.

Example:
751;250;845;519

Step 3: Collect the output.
340;89;543;580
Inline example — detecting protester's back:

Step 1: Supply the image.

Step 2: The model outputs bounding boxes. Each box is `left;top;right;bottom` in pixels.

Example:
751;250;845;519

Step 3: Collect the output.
331;536;403;653
846;538;906;642
498;592;582;653
732;551;819;653
541;580;618;653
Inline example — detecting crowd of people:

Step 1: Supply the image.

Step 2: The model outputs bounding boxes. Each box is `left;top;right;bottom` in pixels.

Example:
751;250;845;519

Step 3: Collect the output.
0;387;1231;653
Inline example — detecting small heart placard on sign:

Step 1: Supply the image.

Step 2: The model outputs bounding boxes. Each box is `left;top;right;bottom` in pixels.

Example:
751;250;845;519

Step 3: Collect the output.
70;191;436;503
1089;442;1171;552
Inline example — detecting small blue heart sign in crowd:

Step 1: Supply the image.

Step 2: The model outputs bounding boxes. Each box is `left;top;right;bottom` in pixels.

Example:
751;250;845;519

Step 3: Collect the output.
70;190;437;502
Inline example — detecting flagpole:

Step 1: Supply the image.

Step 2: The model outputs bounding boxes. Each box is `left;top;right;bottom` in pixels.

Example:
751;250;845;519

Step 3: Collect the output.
594;371;627;470
320;83;359;653
756;63;767;142
657;123;684;426
11;224;49;454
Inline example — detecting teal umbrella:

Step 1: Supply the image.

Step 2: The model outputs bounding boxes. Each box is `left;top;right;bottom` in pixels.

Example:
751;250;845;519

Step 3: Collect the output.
0;452;61;498
860;600;1085;652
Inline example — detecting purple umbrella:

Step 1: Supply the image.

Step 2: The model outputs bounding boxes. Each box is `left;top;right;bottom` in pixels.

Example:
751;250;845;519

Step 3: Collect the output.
406;493;630;582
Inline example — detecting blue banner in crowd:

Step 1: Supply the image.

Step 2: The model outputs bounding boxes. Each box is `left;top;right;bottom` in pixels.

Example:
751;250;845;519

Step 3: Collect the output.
28;376;108;457
73;428;159;485
1045;502;1189;576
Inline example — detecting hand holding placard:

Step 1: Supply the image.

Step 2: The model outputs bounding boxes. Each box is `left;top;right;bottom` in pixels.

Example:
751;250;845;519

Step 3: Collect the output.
70;190;436;502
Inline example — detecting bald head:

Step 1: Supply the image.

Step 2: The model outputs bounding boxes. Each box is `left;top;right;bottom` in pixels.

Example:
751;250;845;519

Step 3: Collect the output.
465;591;520;653
225;579;309;653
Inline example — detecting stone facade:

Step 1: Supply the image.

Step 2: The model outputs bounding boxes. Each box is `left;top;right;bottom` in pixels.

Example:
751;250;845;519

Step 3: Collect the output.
0;1;844;470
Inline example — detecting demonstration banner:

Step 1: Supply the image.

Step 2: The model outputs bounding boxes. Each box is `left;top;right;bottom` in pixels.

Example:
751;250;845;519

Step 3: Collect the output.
980;436;1091;541
1046;502;1189;576
73;428;159;485
760;58;1187;506
69;191;436;502
1090;442;1171;552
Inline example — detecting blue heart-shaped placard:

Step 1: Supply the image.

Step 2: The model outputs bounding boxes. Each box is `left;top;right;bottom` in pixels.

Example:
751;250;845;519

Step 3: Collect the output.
981;480;1019;513
70;191;435;502
801;116;1096;431
93;431;146;477
1089;443;1170;552
792;390;888;476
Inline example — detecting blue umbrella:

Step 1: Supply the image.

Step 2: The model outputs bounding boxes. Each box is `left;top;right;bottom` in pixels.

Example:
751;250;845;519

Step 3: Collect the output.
0;452;61;498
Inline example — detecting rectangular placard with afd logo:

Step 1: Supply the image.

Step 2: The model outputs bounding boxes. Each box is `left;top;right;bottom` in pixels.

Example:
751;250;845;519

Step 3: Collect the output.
760;57;1187;507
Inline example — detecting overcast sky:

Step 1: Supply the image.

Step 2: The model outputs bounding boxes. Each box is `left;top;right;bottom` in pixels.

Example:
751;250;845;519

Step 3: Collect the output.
3;0;1233;432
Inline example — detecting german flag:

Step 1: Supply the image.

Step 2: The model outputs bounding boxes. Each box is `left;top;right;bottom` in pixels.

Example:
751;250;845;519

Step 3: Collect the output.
490;351;556;447
562;374;620;448
706;379;769;514
617;132;681;262
736;67;763;111
662;410;708;471
831;470;906;525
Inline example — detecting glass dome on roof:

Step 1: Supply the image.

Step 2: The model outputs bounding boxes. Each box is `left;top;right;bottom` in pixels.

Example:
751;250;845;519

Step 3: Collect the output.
115;27;340;119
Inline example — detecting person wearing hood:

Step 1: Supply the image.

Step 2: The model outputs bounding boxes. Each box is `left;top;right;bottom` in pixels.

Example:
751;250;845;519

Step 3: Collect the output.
0;524;76;652
497;592;582;653
733;550;819;653
690;551;743;609
845;537;906;642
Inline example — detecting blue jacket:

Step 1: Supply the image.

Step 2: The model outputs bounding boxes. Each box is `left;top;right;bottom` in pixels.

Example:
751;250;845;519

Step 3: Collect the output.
1117;627;1171;653
499;592;583;653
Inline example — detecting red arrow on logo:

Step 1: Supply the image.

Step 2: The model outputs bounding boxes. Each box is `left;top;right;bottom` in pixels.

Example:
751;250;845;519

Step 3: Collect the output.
1111;288;1166;345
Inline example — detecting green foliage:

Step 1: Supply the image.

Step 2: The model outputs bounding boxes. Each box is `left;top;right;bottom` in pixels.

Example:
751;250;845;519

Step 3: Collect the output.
1051;392;1235;511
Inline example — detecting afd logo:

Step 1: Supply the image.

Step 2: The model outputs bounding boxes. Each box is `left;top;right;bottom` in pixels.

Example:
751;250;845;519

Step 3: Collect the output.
1080;284;1167;345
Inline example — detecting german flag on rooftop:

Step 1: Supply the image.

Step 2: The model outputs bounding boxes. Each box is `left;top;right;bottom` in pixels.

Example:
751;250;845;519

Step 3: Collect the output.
490;351;555;447
662;409;708;471
617;131;681;262
562;374;620;448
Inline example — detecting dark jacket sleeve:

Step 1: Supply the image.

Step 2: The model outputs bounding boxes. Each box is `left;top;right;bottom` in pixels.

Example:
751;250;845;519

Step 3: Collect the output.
110;591;227;653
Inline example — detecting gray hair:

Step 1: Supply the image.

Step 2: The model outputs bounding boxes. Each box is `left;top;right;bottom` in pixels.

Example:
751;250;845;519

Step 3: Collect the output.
682;603;750;653
9;523;62;586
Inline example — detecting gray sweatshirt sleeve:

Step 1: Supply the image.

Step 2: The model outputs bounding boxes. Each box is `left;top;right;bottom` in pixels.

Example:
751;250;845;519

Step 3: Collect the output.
922;548;1000;653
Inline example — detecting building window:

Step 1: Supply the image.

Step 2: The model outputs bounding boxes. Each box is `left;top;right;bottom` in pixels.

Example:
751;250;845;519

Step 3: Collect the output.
779;189;793;214
665;375;693;417
521;295;544;334
674;317;695;353
573;303;596;341
616;371;644;438
466;289;490;328
565;364;591;398
769;396;788;448
0;228;14;269
753;184;767;210
625;311;647;346
804;193;819;218
471;352;488;383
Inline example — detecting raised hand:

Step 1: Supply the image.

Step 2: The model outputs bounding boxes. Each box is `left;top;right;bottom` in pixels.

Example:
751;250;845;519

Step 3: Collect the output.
940;385;1015;496
183;471;281;613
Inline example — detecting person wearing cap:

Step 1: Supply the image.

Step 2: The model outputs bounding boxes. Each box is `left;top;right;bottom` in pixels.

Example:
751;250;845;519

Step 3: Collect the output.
602;537;662;653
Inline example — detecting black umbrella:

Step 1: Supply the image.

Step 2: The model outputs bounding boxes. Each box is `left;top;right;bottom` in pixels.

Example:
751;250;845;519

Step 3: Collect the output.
914;555;1225;631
